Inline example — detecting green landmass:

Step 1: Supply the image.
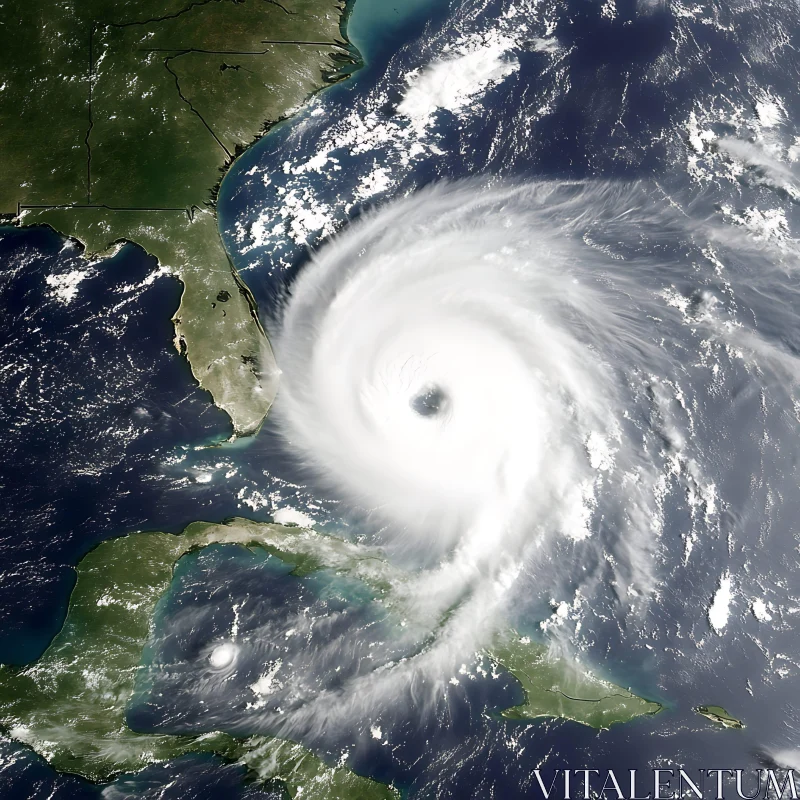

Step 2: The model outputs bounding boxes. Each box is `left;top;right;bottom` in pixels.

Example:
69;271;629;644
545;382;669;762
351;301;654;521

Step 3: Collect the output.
0;517;662;793
488;634;663;729
1;0;357;435
695;705;744;729
0;519;398;797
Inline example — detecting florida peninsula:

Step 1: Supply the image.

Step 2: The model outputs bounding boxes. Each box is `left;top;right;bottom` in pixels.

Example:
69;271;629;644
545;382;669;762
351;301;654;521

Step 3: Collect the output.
0;0;356;435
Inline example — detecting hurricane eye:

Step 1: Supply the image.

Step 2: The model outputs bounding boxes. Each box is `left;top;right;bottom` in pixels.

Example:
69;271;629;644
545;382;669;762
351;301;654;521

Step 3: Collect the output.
209;642;238;670
410;385;448;418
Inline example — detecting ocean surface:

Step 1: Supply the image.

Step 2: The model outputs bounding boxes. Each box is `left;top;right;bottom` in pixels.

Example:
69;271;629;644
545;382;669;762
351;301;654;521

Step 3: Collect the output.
3;0;800;796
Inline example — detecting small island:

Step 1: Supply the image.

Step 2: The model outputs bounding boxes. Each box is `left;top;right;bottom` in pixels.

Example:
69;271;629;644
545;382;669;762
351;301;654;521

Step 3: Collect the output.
1;0;358;435
695;705;745;729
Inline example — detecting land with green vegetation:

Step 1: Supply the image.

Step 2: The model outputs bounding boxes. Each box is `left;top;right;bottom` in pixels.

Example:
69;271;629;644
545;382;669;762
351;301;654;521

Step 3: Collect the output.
0;520;398;797
0;518;662;793
489;635;663;729
1;0;357;435
695;705;744;729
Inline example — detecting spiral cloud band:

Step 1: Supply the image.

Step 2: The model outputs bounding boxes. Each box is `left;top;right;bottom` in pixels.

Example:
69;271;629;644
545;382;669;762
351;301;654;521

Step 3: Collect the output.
273;181;679;634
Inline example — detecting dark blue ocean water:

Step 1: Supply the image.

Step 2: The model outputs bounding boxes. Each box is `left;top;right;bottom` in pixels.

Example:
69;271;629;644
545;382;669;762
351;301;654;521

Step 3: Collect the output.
3;0;800;796
0;230;224;661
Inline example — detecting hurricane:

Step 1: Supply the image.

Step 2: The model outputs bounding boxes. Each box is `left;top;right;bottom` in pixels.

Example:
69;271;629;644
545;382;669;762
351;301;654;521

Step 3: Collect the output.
271;179;721;677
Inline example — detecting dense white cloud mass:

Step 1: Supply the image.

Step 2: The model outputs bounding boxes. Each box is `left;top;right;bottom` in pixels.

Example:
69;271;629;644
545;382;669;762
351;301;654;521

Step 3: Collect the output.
271;181;696;654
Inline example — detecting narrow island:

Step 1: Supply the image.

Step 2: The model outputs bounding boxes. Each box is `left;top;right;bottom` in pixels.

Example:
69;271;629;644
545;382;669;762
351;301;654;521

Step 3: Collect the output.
0;2;666;794
695;705;745;729
0;0;358;435
489;636;662;729
0;520;399;798
0;517;662;795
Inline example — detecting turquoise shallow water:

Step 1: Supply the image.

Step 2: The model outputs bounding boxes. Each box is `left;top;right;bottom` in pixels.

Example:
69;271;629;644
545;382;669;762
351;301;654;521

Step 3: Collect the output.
346;0;447;63
210;0;800;787
7;0;800;795
216;0;451;262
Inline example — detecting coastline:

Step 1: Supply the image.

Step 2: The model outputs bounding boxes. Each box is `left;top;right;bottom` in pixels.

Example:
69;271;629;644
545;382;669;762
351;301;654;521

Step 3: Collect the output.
3;0;359;440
